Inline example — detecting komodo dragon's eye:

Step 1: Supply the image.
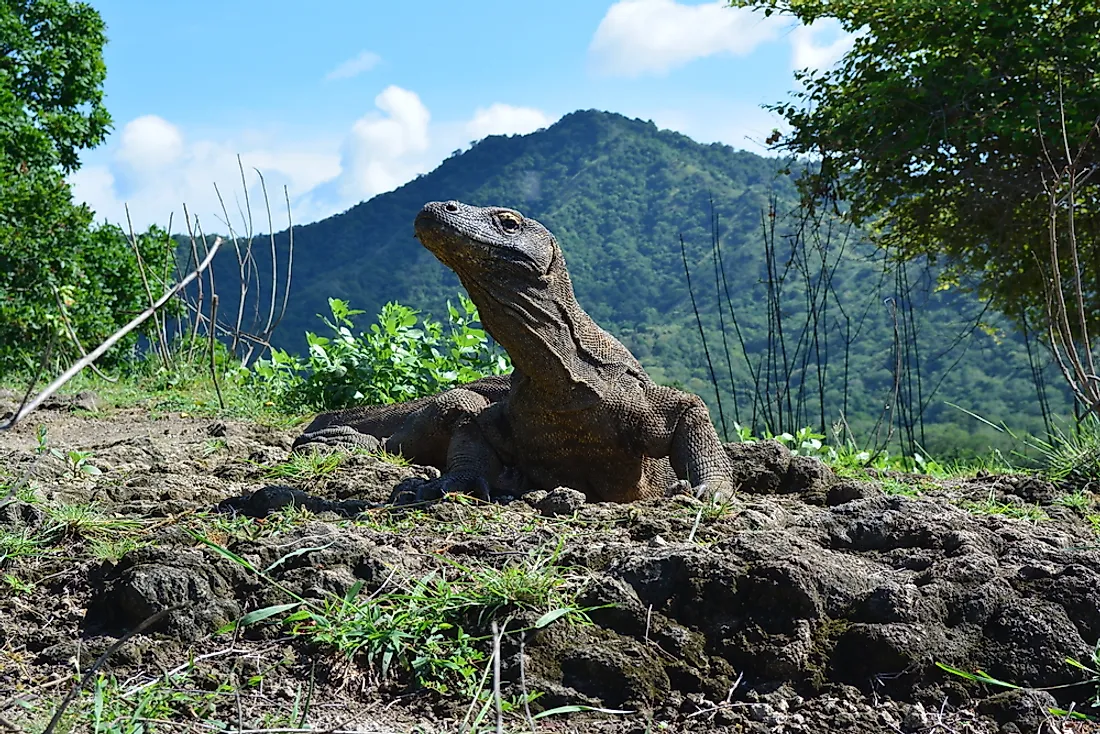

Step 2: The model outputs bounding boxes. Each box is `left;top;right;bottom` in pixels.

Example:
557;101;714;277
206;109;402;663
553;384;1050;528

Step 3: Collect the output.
497;212;522;233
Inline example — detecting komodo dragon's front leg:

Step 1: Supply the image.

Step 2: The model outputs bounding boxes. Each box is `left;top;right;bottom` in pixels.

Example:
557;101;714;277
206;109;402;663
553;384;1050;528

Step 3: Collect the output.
644;385;734;501
408;401;510;503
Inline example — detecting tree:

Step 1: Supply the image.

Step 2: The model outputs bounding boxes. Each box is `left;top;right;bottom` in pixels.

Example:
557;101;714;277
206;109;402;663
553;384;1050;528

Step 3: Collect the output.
0;0;169;373
732;0;1100;332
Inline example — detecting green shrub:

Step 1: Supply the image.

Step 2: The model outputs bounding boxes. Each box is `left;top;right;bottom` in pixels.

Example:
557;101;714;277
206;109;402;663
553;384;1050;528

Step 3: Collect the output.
0;1;175;374
247;295;511;411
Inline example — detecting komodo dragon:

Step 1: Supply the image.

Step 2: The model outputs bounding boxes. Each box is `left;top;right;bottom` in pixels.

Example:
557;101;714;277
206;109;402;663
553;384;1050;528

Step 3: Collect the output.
293;201;733;503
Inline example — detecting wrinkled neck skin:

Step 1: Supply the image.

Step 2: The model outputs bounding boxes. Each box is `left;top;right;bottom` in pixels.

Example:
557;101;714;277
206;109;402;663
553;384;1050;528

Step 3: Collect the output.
457;261;599;399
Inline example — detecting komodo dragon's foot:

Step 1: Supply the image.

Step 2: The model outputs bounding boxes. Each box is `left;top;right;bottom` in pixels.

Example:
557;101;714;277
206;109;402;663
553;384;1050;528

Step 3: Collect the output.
291;426;384;454
666;478;735;503
397;471;491;505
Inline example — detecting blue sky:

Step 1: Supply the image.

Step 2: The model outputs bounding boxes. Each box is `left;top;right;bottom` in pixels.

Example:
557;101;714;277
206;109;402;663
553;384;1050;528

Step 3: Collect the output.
70;0;853;231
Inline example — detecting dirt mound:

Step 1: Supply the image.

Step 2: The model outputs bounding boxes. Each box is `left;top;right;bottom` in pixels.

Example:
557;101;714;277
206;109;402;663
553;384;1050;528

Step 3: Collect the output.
2;409;1098;732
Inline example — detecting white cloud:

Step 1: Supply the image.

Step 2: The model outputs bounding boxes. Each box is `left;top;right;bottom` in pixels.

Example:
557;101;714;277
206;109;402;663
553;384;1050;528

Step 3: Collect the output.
790;19;856;72
71;126;341;232
333;85;431;202
70;85;441;231
590;0;786;77
465;104;554;140
324;50;381;81
116;115;183;175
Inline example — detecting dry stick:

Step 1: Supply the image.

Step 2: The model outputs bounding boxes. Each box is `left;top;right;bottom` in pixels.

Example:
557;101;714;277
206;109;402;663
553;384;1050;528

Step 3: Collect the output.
492;620;504;734
679;234;727;437
687;504;705;543
1;335;54;434
50;285;117;383
761;207;779;431
1045;190;1095;411
42;605;184;734
183;206;206;362
255;169;279;345
209;294;225;410
519;633;536;734
193;217;221;364
1057;86;1098;383
214;181;248;357
0;238;223;432
126;203;171;368
161;212;176;356
270;185;295;337
708;201;739;427
123;647;252;698
1036;112;1100;413
867;298;902;462
715;205;761;429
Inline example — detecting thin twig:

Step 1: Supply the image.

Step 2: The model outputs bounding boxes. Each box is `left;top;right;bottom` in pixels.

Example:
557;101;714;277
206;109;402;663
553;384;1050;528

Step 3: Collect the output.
50;285;117;382
492;620;504;734
126;203;170;367
209;294;225;409
0;238;223;431
519;633;536;734
687;504;704;544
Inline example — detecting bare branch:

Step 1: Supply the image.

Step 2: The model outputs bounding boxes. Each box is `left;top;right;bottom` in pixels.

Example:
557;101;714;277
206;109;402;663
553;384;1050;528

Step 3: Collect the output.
0;238;224;431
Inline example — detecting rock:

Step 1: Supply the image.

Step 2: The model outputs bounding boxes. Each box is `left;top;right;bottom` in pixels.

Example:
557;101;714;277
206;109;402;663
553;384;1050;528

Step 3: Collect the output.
86;547;246;641
72;390;101;413
786;454;834;500
522;489;548;508
724;440;792;494
977;689;1059;733
827;479;875;506
534;486;586;517
40;390;101;412
0;499;44;529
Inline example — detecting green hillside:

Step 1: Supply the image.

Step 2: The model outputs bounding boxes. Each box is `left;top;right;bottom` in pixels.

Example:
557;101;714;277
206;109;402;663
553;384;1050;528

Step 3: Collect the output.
204;110;1069;459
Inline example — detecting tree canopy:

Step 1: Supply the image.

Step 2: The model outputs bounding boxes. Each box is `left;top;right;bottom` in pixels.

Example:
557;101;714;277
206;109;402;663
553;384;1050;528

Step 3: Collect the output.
0;0;170;373
731;0;1100;329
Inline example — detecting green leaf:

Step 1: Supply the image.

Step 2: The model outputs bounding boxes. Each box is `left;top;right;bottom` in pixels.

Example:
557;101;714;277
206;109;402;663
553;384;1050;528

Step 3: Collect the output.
238;603;301;627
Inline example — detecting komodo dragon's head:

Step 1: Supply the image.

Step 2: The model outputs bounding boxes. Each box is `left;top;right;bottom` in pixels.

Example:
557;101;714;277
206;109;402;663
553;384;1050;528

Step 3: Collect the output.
414;200;590;371
414;200;564;288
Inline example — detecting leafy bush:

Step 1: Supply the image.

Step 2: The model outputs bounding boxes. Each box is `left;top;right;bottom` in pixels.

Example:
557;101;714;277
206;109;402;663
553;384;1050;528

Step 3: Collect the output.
247;295;511;411
0;2;176;373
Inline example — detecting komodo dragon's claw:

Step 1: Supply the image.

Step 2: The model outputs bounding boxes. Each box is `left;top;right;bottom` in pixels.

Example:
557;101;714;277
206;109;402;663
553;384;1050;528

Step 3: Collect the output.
666;479;735;503
405;473;492;504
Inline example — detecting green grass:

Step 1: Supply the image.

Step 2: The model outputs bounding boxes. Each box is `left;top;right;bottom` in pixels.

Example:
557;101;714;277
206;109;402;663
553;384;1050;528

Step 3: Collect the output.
264;450;345;480
15;355;306;428
1055;490;1095;513
1033;416;1100;489
197;530;589;698
45;502;148;540
360;447;411;467
937;639;1100;723
879;478;923;497
958;492;1049;522
0;527;49;565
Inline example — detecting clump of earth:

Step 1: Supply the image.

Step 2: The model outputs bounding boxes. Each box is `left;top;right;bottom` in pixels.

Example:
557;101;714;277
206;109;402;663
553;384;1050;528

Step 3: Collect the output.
1;391;1098;733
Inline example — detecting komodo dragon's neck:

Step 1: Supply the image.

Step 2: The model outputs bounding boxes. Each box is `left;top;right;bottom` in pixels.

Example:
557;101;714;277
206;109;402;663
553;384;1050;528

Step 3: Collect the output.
459;265;605;399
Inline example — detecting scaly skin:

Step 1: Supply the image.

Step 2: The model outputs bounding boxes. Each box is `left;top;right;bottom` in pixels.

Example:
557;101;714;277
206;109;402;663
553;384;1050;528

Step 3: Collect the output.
294;201;733;503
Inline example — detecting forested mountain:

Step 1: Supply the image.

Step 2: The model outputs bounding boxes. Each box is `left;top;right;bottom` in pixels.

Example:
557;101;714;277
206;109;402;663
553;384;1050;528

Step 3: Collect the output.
204;110;1069;459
